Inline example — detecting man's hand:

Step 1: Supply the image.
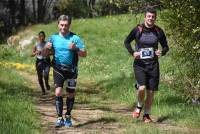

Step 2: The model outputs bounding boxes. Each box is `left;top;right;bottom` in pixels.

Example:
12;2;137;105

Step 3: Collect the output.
69;42;76;49
78;49;87;57
69;42;80;52
35;50;41;55
133;52;140;59
69;41;86;57
46;42;52;49
155;49;162;57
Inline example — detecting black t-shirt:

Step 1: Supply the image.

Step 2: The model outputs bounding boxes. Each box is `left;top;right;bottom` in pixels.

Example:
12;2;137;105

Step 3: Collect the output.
124;24;169;64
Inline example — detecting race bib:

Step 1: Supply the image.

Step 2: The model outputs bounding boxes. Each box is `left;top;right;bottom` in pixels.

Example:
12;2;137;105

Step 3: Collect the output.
140;48;154;59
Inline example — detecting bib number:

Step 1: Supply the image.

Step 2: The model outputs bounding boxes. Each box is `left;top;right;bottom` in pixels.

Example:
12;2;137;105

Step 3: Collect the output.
140;48;154;59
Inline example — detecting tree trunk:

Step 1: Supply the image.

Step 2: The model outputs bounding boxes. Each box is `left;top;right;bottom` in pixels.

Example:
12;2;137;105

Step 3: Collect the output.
38;0;44;22
32;0;36;23
9;0;16;26
20;0;25;25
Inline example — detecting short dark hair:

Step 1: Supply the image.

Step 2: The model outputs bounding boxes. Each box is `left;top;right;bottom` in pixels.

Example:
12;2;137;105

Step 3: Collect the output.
38;31;45;37
58;15;72;24
145;7;157;17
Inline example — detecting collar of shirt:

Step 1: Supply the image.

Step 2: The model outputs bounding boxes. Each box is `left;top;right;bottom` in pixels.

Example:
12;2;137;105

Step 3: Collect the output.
59;32;70;38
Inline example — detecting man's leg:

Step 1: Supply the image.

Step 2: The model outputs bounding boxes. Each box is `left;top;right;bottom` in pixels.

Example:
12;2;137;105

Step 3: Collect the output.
53;67;65;127
64;78;76;127
44;65;50;90
143;90;154;122
55;87;63;118
66;92;75;116
137;85;145;108
133;64;146;118
143;62;159;122
36;62;45;94
133;85;145;118
144;90;154;115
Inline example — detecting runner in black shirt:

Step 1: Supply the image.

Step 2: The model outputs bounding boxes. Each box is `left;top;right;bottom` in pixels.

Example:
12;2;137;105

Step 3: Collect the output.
124;7;169;123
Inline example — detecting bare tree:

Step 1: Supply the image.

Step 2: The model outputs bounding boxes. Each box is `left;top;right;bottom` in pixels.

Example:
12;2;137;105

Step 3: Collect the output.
38;0;54;23
20;0;25;24
9;0;16;27
32;0;36;23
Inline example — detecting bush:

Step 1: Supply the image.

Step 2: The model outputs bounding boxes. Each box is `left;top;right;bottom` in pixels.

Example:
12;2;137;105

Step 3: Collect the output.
161;0;200;103
94;0;129;16
54;0;90;18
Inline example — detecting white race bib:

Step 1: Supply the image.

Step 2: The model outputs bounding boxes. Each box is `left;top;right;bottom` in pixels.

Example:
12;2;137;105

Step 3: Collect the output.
140;48;154;59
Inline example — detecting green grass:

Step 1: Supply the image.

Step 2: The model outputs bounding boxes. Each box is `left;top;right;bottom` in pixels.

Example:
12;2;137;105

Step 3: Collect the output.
0;13;199;133
0;67;41;134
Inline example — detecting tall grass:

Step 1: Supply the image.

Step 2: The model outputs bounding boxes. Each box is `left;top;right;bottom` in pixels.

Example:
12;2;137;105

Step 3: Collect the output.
0;67;41;134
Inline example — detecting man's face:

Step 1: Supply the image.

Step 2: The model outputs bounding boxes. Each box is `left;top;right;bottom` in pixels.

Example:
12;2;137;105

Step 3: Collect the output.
38;35;45;42
58;20;70;35
144;12;156;27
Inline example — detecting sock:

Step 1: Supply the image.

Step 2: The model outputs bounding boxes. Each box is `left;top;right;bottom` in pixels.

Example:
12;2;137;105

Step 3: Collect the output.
137;101;143;108
55;96;63;117
144;108;150;115
66;97;75;115
135;101;143;113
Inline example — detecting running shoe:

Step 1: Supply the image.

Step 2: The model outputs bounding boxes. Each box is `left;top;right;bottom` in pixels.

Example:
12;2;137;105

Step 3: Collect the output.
132;107;142;118
143;114;153;123
55;117;64;128
64;115;72;127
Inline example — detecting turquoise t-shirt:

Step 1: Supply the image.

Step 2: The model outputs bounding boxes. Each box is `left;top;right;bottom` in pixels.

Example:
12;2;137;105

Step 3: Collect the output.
49;32;85;65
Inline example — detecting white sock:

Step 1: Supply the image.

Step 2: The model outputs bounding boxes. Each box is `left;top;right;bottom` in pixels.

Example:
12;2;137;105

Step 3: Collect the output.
137;101;143;108
135;101;143;113
135;108;141;113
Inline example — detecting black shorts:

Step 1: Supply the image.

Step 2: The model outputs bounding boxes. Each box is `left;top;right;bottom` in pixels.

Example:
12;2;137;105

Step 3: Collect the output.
134;61;160;91
53;64;78;91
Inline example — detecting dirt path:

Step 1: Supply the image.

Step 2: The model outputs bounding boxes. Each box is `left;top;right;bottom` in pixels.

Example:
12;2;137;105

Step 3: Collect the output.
20;71;126;134
19;71;200;134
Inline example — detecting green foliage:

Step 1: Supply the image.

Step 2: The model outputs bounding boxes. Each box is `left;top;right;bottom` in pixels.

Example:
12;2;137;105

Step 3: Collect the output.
161;0;200;101
54;0;162;18
55;0;90;18
94;0;129;15
94;0;162;15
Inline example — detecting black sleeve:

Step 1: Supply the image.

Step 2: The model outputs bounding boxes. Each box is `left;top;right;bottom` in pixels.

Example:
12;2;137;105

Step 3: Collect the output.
124;27;138;55
159;29;169;56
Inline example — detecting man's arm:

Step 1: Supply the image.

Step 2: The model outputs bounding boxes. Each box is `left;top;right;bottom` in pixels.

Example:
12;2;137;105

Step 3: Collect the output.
124;27;137;55
31;46;38;57
159;29;169;56
42;42;54;57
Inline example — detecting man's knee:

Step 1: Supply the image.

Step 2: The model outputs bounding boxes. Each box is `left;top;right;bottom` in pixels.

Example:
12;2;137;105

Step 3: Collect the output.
66;79;76;96
146;90;154;97
44;73;49;79
55;87;62;96
44;68;50;77
138;85;146;91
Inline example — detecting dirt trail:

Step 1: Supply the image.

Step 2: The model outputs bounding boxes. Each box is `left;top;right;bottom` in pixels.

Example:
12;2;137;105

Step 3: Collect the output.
19;71;126;134
19;71;200;134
